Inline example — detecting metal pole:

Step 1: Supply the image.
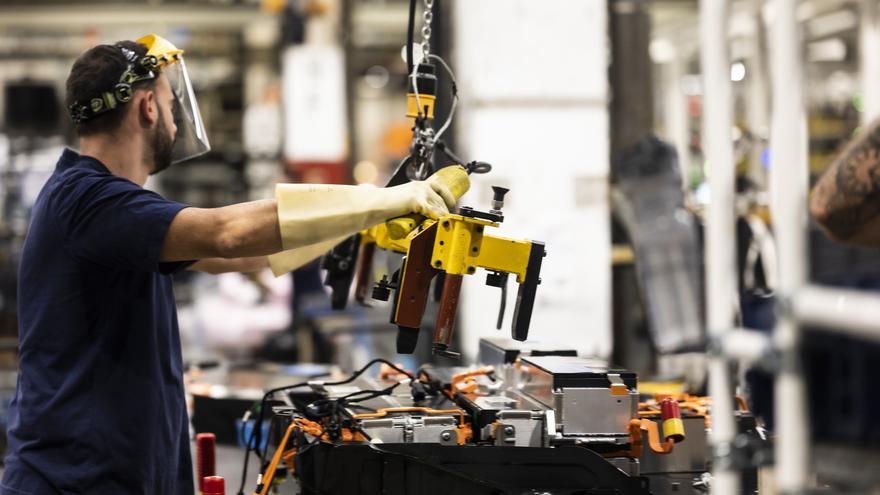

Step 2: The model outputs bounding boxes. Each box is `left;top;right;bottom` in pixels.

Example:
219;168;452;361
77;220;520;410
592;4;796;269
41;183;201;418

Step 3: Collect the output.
746;0;770;188
720;328;775;363
768;0;811;489
698;0;740;493
666;55;693;191
793;285;880;342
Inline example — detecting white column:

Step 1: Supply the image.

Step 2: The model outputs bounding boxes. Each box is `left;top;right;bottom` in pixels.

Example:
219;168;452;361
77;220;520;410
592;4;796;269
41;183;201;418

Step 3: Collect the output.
698;0;740;493
452;0;611;360
660;53;692;190
768;0;811;490
747;0;770;187
861;0;880;124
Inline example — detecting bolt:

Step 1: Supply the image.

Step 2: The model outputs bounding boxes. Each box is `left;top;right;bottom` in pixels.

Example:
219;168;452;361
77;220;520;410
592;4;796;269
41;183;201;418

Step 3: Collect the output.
434;260;442;268
467;267;476;274
439;240;445;246
503;426;515;436
471;247;478;253
442;220;451;228
440;431;452;441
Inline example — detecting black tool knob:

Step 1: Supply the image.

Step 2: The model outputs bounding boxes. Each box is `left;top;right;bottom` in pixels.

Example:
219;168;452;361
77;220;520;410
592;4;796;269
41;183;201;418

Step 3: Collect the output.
485;271;509;288
372;275;393;301
410;381;427;401
491;186;509;212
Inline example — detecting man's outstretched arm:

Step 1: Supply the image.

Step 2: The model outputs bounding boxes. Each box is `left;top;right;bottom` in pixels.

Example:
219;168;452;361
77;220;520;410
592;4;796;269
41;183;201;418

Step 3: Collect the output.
161;199;283;262
159;169;462;264
810;119;880;246
189;256;270;274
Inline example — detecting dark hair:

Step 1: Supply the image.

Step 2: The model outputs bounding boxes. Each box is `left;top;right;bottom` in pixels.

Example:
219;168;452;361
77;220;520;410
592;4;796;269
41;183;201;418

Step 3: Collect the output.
65;40;155;136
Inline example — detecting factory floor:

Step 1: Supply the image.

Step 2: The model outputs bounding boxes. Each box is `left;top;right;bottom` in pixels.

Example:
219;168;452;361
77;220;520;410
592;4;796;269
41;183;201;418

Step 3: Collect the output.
0;444;291;494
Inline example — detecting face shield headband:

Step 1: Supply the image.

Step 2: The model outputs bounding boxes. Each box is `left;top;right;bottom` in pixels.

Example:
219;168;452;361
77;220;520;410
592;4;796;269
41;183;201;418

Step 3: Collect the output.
67;45;160;125
67;35;211;165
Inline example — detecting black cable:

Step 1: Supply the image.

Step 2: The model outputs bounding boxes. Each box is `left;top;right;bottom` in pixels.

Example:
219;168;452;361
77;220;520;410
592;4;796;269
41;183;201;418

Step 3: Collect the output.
406;0;417;76
466;161;493;175
435;141;464;166
496;281;508;330
345;403;377;413
342;384;400;404
238;385;308;495
434;141;493;176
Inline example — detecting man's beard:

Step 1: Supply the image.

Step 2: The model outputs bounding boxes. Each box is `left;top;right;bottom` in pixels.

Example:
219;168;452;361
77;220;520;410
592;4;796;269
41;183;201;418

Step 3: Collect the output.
149;106;175;175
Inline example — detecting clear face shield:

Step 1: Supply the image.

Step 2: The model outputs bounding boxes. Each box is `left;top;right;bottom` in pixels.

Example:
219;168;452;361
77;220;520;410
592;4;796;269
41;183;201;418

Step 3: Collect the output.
163;58;210;164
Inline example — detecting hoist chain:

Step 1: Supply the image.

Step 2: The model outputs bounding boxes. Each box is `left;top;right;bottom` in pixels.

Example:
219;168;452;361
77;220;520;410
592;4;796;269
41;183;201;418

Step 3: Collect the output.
421;0;434;60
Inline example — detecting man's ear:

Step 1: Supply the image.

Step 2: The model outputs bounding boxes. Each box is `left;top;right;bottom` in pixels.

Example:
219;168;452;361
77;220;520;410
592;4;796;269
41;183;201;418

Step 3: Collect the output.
138;89;158;127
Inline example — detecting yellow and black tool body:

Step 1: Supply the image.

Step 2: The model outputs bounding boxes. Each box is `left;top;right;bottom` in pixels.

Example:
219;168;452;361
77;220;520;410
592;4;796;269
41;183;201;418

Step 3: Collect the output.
364;186;545;358
321;10;540;355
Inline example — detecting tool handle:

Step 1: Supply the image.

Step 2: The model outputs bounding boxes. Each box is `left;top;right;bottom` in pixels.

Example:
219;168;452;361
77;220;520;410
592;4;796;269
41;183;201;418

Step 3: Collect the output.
386;165;470;240
393;224;440;353
511;241;545;341
354;242;376;305
433;273;463;357
322;234;361;310
386;213;423;240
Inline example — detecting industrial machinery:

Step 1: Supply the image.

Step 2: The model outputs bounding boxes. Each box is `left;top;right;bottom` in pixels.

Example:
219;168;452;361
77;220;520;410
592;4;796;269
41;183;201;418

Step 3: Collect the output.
229;4;761;495
236;346;761;495
358;183;545;358
321;0;545;360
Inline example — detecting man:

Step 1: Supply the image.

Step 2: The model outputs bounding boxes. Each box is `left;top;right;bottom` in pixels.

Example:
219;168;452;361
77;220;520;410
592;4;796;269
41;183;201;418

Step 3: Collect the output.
811;121;880;245
1;35;463;494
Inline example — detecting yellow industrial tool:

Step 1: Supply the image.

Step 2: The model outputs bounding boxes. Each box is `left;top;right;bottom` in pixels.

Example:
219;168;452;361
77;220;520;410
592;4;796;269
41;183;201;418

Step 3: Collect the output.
321;0;543;357
356;181;545;358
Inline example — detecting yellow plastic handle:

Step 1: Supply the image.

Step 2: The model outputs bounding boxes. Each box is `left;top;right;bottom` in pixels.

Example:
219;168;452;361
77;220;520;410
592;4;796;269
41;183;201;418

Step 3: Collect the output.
386;213;423;240
386;165;470;240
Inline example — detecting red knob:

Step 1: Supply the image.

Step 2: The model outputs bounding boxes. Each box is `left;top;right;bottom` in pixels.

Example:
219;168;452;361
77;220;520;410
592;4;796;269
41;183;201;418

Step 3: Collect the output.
660;397;680;420
196;433;216;492
203;475;225;495
660;398;685;443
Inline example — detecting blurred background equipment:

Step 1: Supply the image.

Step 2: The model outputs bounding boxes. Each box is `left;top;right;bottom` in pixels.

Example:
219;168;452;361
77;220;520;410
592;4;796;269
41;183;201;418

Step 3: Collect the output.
0;0;878;493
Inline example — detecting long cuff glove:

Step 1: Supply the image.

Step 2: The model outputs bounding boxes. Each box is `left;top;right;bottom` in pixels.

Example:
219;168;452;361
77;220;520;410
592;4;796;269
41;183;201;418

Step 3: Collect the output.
274;166;467;251
269;166;468;277
267;236;348;277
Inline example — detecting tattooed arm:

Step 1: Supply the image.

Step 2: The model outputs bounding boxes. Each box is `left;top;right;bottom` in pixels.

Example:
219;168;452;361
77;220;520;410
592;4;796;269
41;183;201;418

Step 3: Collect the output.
810;120;880;246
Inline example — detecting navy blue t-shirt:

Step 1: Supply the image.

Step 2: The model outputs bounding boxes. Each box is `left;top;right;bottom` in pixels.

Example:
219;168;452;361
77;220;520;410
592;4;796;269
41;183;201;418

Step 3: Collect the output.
2;149;195;494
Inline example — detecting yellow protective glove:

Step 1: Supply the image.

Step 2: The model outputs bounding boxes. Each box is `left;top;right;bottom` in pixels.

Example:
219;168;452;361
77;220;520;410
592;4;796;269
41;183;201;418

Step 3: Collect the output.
274;166;467;252
386;165;471;239
267;236;348;277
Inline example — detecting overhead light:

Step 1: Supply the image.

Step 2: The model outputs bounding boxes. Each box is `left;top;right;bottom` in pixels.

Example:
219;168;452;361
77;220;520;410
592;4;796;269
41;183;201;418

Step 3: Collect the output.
364;65;390;89
730;62;746;82
650;38;676;63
